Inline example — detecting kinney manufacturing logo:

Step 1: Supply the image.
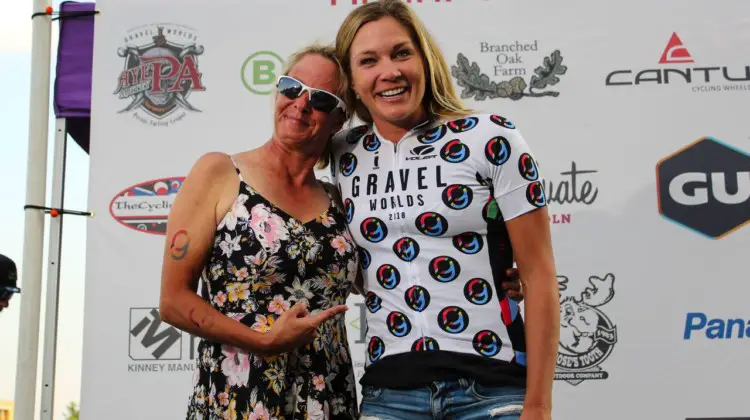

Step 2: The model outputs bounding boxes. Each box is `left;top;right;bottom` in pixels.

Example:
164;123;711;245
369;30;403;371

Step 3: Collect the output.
114;24;206;126
684;312;749;340
555;273;617;386
110;177;185;236
605;32;750;93
241;51;285;95
656;137;750;239
451;40;566;101
129;307;198;373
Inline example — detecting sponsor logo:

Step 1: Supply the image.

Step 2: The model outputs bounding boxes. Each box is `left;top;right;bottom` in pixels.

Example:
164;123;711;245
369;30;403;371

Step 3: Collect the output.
555;273;618;386
683;312;749;340
110;177;184;236
451;40;566;101
241;50;285;95
114;24;206;126
128;307;198;373
659;32;693;64
656;137;749;239
406;145;437;161
539;161;600;224
605;32;750;93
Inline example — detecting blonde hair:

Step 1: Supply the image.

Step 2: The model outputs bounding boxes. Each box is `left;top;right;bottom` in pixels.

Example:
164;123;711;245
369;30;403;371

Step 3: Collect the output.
334;0;473;124
282;43;350;169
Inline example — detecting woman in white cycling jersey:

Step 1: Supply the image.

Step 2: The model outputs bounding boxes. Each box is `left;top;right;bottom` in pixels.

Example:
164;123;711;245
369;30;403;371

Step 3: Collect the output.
330;1;560;419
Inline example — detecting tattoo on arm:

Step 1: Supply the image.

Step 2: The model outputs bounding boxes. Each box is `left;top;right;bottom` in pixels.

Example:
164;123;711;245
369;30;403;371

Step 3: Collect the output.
188;307;214;330
169;229;190;260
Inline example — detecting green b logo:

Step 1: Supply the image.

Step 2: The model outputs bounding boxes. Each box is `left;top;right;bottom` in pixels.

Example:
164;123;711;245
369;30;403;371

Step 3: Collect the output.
241;51;285;95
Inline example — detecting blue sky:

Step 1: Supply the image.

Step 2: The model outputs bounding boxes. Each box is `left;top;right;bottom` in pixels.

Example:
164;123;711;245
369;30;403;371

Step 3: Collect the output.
1;1;90;418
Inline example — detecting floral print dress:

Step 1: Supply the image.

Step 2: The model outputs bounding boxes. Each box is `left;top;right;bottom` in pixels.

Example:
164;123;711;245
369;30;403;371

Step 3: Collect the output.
186;162;359;420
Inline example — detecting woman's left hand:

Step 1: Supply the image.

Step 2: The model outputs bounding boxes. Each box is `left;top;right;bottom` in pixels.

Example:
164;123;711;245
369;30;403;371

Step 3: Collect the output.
502;268;524;301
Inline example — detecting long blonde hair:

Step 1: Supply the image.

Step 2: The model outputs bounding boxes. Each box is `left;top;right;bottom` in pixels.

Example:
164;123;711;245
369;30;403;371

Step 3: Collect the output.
334;0;473;124
282;44;349;169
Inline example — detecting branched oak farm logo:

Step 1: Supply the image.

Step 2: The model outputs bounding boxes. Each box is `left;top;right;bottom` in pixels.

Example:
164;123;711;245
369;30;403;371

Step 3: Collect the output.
451;41;567;101
656;137;750;239
114;24;206;126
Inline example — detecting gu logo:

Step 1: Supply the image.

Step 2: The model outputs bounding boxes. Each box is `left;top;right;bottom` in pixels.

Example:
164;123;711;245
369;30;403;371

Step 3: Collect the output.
554;273;618;386
129;308;182;361
656;137;750;239
114;24;206;126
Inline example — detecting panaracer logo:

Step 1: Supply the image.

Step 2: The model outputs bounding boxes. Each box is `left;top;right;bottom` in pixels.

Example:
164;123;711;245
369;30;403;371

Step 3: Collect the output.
683;312;749;340
114;24;206;126
241;51;285;95
451;41;566;102
555;273;617;386
659;32;694;64
656;137;750;239
605;32;750;93
110;177;185;236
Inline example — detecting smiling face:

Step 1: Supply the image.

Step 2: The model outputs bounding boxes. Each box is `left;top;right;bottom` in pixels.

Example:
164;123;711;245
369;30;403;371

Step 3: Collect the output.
273;53;344;153
348;16;427;135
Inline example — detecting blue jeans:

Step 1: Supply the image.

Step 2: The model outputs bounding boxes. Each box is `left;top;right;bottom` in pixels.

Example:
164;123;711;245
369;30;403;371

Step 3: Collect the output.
359;379;525;420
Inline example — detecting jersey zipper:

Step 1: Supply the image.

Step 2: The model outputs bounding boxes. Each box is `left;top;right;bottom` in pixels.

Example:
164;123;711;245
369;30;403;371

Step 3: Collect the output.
393;129;430;343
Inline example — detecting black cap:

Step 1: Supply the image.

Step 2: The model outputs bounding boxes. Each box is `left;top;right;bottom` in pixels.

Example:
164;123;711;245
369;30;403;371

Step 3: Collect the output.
0;254;18;288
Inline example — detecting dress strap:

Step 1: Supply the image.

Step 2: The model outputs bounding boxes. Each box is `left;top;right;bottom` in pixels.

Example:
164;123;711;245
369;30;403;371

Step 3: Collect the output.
228;155;245;182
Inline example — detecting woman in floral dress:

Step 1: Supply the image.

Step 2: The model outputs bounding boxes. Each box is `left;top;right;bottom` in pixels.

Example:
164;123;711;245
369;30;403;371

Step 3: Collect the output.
159;45;360;419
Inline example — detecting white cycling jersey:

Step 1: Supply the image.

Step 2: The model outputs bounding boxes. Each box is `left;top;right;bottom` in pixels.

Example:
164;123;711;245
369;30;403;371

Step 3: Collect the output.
331;113;547;371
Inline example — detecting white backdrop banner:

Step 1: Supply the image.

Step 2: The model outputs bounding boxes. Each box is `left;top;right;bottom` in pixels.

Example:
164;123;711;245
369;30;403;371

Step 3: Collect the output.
81;0;750;419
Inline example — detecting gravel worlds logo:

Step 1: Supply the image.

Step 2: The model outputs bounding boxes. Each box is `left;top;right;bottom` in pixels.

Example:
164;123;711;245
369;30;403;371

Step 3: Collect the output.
555;273;618;386
114;24;206;126
451;40;567;101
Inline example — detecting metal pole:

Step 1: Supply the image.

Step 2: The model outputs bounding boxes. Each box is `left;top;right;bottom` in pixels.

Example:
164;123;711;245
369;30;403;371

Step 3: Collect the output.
14;0;53;418
39;118;67;420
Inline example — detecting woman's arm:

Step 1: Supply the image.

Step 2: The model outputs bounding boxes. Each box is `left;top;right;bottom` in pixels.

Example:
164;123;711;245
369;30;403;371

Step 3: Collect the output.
159;152;272;352
160;153;346;354
506;206;559;412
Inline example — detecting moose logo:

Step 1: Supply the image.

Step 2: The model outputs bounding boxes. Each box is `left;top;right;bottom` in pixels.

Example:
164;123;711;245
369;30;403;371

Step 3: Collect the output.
114;24;206;126
554;273;618;386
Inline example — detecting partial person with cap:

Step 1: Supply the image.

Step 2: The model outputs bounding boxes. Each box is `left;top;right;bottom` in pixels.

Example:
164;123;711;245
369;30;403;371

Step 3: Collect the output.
0;254;20;313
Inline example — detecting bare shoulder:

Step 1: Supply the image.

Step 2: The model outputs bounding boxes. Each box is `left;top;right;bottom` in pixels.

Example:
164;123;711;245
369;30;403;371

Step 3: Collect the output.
179;152;238;201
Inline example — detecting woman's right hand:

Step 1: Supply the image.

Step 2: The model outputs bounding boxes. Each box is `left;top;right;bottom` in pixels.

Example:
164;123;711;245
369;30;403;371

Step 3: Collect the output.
263;302;348;354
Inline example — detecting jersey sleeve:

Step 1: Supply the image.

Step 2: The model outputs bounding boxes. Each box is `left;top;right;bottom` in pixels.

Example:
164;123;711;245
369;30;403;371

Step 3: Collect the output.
483;115;547;221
